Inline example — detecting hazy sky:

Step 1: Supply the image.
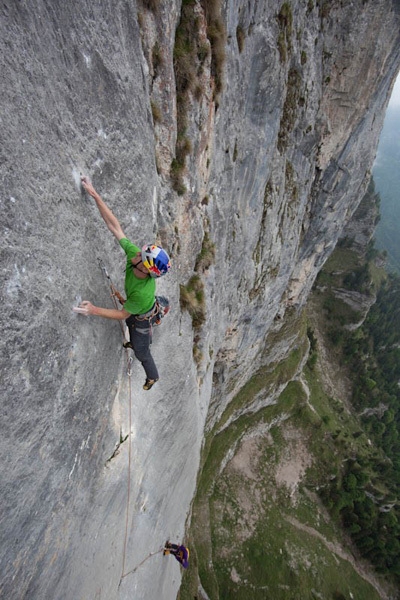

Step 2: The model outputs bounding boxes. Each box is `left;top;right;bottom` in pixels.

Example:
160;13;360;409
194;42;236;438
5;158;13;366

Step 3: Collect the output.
389;73;400;108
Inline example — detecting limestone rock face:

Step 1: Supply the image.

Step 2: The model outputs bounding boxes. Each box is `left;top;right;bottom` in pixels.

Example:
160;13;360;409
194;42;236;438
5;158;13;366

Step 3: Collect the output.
1;1;399;599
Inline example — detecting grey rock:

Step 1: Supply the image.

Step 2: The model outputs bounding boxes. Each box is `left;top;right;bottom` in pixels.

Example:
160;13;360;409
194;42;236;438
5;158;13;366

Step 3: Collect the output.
1;1;400;599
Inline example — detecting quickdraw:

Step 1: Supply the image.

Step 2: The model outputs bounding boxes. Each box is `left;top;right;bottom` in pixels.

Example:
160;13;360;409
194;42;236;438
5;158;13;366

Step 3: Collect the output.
98;258;126;306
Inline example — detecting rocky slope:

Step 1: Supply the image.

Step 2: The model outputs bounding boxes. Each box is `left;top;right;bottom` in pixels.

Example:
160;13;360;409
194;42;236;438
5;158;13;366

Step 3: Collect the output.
1;1;400;599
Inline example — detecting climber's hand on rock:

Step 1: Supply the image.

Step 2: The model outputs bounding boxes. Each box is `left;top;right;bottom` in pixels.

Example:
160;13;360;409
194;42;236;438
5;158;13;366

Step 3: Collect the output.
73;300;95;316
81;176;97;198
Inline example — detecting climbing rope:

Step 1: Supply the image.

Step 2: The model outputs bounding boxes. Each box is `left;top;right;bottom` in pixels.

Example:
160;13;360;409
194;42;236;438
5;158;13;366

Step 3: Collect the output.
97;259;135;583
98;259;166;586
119;547;164;584
120;369;133;582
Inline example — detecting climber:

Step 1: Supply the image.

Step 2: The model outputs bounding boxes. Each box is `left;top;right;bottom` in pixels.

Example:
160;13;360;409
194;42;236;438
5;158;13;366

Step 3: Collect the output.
73;176;171;391
163;541;189;568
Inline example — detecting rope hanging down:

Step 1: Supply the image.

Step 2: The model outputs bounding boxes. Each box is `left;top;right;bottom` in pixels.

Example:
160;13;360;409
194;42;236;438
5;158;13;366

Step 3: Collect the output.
98;259;134;581
98;259;165;586
119;548;164;585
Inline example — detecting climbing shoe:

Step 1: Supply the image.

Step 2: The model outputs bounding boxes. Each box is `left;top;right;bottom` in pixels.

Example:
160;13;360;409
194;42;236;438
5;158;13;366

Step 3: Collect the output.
123;341;133;350
143;378;158;391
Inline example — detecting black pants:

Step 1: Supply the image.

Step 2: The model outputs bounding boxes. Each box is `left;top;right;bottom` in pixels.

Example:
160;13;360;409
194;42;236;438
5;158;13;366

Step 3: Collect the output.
125;313;159;381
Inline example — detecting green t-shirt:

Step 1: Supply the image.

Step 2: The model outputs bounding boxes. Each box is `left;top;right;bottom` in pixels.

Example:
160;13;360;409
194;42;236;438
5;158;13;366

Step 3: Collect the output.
119;238;156;315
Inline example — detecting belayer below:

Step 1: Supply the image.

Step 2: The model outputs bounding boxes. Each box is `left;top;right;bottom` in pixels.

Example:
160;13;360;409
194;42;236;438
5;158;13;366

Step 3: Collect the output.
163;541;189;568
73;176;171;391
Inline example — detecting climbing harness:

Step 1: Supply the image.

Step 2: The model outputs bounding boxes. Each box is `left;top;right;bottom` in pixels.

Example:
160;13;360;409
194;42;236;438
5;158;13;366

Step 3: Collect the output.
134;302;158;322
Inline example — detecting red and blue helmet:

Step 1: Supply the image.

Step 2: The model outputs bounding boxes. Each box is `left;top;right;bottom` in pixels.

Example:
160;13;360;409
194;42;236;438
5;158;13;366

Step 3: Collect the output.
141;244;171;278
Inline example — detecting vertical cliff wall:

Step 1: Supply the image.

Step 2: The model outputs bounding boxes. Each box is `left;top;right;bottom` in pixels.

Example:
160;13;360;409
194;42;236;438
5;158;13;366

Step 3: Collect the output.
1;1;400;599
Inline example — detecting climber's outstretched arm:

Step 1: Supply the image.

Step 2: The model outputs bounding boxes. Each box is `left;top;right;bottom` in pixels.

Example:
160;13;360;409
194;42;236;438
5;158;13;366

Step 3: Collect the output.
81;176;126;241
73;301;130;320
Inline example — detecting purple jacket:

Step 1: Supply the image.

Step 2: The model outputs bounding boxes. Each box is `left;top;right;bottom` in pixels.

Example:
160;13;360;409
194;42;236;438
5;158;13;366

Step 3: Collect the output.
174;545;189;568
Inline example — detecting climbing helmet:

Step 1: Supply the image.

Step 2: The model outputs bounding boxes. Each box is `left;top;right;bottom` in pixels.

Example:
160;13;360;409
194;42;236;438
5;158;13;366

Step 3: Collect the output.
141;244;171;278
